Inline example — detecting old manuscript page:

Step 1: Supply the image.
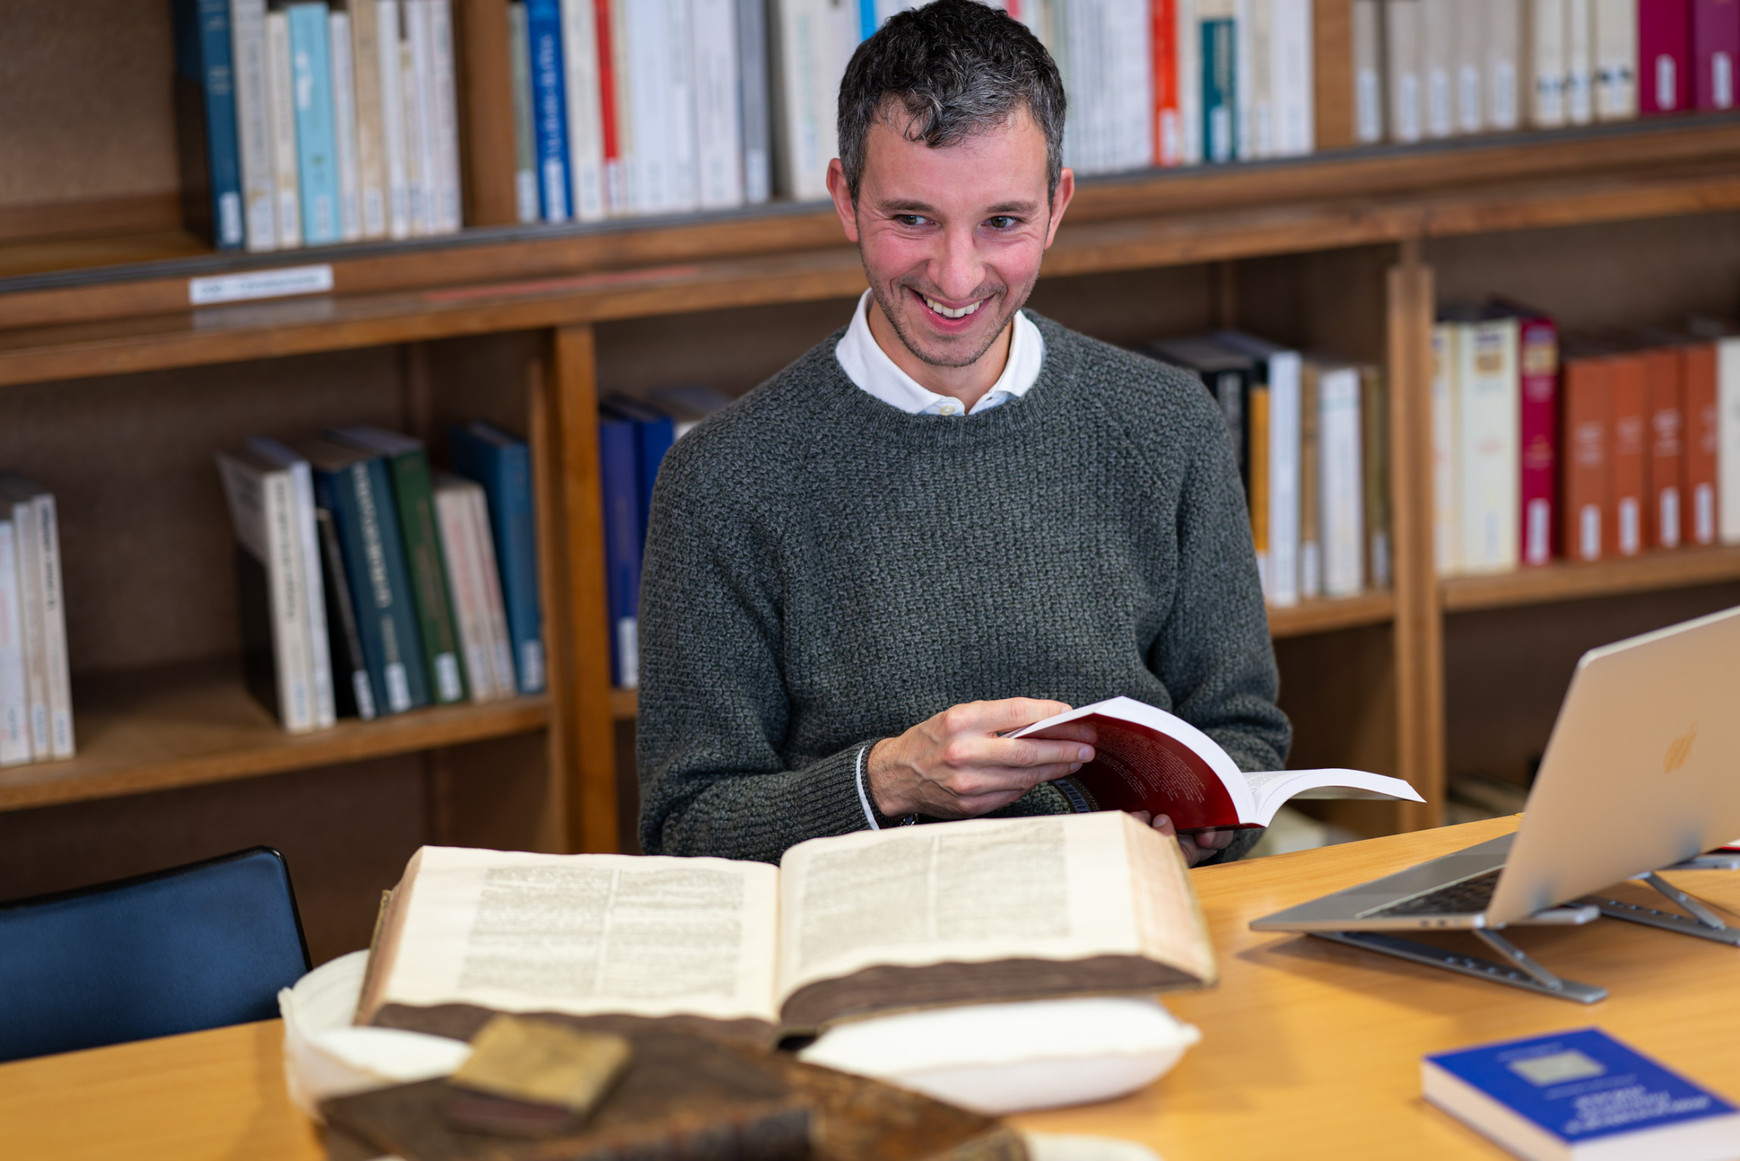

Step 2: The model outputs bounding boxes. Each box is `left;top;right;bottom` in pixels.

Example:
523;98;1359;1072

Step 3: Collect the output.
371;847;783;1024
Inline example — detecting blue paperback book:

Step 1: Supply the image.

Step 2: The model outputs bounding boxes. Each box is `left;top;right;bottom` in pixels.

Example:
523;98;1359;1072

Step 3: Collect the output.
171;0;245;248
1423;1028;1740;1160
524;0;570;222
596;411;641;690
287;1;341;244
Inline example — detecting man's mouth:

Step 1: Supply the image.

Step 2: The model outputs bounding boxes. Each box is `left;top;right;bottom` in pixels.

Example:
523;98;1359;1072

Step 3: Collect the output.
918;292;983;320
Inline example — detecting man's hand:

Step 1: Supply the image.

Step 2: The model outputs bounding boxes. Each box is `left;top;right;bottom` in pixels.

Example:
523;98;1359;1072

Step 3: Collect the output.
867;698;1096;819
1133;811;1237;866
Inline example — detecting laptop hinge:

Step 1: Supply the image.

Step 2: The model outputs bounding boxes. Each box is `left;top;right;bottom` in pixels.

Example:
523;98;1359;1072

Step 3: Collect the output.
1581;872;1740;946
1311;930;1608;1004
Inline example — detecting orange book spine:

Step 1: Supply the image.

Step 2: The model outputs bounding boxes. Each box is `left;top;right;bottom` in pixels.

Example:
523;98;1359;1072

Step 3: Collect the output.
1562;356;1611;562
1643;347;1685;549
1683;341;1720;545
1608;354;1649;557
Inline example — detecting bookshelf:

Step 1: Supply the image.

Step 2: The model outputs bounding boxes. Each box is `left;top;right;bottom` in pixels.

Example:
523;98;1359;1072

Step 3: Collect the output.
5;3;1740;958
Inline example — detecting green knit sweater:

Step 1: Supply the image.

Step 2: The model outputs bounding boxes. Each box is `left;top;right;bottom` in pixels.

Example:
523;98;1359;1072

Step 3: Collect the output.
636;313;1290;864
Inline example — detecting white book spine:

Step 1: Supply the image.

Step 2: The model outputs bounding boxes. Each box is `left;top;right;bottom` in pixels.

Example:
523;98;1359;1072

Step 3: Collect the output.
627;0;669;211
1563;0;1593;123
1526;0;1566;127
1273;0;1312;155
1354;0;1385;142
232;0;279;250
664;0;701;213
429;0;463;232
377;0;412;237
289;462;335;729
404;0;440;235
1486;0;1521;128
1456;317;1521;573
561;0;608;221
693;0;745;209
265;10;304;248
1254;0;1279;157
0;521;28;767
1432;324;1459;576
1117;0;1154;170
1385;0;1423;142
264;471;314;731
1269;351;1303;607
6;499;46;759
1592;0;1635;119
1455;0;1487;131
608;0;638;213
435;484;498;702
330;11;364;241
1320;367;1366;598
1177;0;1202;164
737;0;772;203
1720;337;1740;544
508;2;539;222
467;488;519;697
1235;0;1257;160
1422;0;1456;136
34;495;72;759
351;0;390;237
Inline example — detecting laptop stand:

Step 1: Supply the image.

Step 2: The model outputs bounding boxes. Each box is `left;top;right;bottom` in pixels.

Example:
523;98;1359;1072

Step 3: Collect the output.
1581;871;1740;946
1311;930;1607;1004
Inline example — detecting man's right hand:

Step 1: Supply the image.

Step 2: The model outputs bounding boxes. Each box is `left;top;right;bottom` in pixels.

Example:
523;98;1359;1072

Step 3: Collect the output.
865;698;1096;820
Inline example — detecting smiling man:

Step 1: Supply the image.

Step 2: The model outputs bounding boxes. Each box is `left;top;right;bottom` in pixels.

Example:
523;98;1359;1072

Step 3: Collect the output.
637;0;1289;866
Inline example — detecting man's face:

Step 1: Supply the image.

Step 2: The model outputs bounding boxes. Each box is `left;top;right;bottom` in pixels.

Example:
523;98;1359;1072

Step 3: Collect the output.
828;108;1073;375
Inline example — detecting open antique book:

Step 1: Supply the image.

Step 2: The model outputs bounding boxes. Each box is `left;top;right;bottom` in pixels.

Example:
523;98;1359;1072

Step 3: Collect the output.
1010;696;1424;830
356;812;1214;1043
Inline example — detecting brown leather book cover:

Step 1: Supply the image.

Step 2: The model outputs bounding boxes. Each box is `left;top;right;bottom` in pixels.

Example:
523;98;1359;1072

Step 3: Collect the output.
1561;355;1611;563
1683;341;1721;545
1642;346;1685;549
1608;352;1649;557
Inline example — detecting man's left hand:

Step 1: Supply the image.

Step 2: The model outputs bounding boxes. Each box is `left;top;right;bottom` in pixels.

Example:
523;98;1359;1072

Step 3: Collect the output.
1131;811;1236;867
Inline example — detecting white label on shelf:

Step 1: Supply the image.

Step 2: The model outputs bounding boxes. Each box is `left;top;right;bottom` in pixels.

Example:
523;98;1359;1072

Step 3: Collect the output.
385;661;412;714
1657;55;1676;111
1579;504;1601;561
1619;497;1641;555
1696;484;1715;544
353;671;377;721
1717;54;1734;109
1660;487;1681;549
522;638;547;693
188;264;335;306
1526;499;1551;566
435;653;463;703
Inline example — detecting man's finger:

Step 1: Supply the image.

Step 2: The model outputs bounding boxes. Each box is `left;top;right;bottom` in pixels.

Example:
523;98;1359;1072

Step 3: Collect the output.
942;733;1092;772
953;697;1075;734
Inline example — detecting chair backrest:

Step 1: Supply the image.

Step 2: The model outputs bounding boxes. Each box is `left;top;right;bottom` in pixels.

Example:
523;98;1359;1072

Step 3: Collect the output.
0;846;311;1063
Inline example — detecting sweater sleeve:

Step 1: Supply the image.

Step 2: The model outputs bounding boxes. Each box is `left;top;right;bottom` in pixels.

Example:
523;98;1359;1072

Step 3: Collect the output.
636;462;873;864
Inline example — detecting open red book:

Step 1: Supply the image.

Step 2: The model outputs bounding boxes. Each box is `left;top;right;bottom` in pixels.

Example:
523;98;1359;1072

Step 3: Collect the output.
1010;696;1424;830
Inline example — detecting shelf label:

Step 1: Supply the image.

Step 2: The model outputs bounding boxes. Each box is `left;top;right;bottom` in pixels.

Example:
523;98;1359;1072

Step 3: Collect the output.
188;264;335;306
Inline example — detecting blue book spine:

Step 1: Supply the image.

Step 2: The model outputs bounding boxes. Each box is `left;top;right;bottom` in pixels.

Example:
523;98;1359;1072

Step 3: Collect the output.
287;1;341;244
1202;18;1237;163
630;415;674;555
598;417;642;689
858;0;878;42
450;426;546;695
195;0;246;247
360;456;431;710
311;463;390;716
525;0;570;222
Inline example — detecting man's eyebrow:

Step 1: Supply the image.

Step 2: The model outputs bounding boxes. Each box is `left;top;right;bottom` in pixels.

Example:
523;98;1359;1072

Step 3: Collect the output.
873;199;1042;215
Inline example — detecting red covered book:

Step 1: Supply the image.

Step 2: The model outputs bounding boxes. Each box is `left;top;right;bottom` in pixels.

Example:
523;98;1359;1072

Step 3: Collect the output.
1642;0;1695;113
1011;696;1423;831
1642;346;1686;549
1514;310;1560;566
1693;0;1740;110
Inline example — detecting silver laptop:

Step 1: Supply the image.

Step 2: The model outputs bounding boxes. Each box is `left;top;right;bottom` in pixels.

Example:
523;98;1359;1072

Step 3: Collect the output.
1253;604;1740;934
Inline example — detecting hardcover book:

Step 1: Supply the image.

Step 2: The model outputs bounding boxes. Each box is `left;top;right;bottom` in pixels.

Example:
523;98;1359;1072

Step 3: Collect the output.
1640;0;1692;113
1641;344;1686;549
1691;0;1739;109
449;423;544;695
1424;1028;1740;1160
1510;307;1560;567
1010;696;1422;829
1683;340;1720;545
172;0;246;249
1608;351;1649;556
1561;352;1611;562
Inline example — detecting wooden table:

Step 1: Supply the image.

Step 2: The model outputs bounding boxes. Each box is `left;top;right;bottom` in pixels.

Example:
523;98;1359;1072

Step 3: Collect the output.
7;817;1740;1161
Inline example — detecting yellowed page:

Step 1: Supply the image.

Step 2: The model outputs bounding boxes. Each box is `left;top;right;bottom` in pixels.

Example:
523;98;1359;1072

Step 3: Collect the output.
376;846;782;1024
775;813;1204;1003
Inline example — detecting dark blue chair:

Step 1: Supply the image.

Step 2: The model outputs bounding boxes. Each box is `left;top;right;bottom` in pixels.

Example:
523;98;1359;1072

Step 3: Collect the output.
0;846;311;1063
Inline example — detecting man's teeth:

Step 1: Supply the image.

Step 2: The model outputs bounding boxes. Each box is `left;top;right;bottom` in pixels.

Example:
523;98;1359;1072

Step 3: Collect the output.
923;295;981;320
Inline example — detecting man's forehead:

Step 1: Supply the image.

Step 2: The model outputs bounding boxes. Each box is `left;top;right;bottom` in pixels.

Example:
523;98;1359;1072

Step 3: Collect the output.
858;107;1049;208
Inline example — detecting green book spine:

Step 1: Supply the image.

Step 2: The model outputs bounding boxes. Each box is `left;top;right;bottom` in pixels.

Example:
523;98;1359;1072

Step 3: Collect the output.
387;447;467;704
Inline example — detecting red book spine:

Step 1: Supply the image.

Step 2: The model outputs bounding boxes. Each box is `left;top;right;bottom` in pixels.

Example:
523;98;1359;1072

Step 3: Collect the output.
1644;348;1685;548
1641;0;1694;113
1152;0;1183;164
1684;342;1721;545
1517;315;1560;566
594;0;621;211
1692;0;1740;109
1562;357;1611;563
1609;354;1650;556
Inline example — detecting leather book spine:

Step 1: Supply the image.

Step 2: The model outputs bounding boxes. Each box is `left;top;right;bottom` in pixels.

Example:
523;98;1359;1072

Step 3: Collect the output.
1683;341;1721;545
1692;0;1739;108
1561;355;1610;562
1517;314;1560;566
1639;0;1693;112
1608;353;1649;556
1644;347;1685;549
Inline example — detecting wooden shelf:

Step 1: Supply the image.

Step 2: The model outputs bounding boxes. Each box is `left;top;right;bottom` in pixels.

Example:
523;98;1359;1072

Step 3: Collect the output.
608;688;637;722
1442;544;1740;612
1268;590;1395;637
0;659;549;813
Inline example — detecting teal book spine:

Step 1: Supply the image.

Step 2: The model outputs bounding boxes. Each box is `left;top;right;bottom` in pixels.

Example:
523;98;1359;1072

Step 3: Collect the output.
288;1;341;243
358;455;431;711
1202;17;1237;163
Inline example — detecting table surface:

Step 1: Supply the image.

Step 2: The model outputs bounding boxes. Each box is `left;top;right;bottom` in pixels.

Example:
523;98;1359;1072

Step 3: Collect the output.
7;816;1740;1161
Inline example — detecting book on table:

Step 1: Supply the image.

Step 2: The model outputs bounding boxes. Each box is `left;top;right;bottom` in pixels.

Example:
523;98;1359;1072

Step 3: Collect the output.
1009;696;1423;830
356;811;1215;1044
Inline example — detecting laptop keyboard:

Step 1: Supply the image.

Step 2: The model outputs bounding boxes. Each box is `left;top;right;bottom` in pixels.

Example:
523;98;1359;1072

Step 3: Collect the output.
1364;869;1503;918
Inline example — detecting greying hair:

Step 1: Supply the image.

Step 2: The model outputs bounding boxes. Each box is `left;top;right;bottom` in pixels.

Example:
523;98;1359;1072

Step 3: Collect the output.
837;1;1067;203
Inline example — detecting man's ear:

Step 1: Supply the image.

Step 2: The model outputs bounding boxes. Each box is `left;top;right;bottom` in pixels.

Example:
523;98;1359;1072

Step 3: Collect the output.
825;159;861;244
1043;166;1076;249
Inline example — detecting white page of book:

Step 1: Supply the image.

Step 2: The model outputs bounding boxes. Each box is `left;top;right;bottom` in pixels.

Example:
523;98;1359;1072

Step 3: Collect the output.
379;846;782;1024
774;813;1171;1003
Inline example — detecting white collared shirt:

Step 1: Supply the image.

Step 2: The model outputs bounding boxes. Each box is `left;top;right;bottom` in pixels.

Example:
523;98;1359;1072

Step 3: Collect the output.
834;290;1046;416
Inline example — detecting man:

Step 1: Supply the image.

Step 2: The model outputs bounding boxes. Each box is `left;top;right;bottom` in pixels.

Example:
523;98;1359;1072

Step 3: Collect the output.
638;0;1289;866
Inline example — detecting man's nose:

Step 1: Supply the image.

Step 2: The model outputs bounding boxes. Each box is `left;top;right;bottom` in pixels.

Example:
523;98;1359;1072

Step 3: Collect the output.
930;225;985;301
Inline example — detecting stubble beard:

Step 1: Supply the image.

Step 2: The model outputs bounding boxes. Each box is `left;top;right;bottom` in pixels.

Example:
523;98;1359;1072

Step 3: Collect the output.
866;275;1034;370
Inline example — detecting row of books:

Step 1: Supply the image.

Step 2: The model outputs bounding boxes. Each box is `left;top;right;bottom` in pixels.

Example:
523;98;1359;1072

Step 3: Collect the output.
215;424;543;734
176;0;463;252
1355;0;1737;146
0;477;74;769
1141;333;1391;606
1432;305;1740;576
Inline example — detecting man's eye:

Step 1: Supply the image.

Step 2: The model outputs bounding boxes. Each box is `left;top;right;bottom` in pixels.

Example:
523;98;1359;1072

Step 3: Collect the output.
895;214;929;227
986;215;1018;230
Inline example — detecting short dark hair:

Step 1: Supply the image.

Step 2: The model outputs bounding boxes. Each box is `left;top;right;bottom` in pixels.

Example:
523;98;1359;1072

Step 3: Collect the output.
836;0;1067;203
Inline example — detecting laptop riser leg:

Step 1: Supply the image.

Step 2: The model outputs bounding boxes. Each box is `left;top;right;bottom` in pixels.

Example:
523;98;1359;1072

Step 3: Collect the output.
1310;930;1608;1004
1582;873;1740;946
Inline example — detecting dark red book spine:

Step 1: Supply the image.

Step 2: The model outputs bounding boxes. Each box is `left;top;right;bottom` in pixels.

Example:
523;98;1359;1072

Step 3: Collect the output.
1517;315;1560;566
1641;0;1695;113
1693;0;1740;109
1643;347;1686;549
1683;342;1721;545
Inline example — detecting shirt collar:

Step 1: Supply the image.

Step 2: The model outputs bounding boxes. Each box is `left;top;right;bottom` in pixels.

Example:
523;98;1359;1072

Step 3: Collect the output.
834;290;1046;416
